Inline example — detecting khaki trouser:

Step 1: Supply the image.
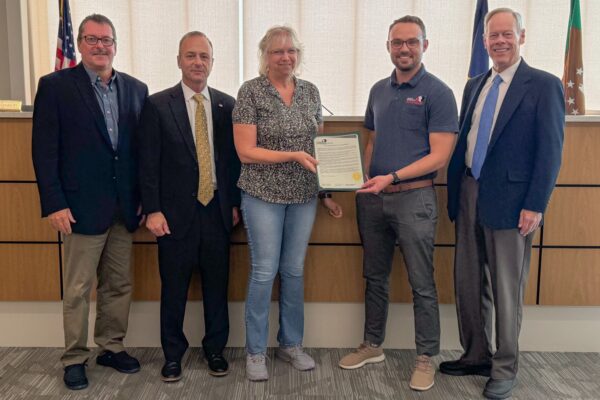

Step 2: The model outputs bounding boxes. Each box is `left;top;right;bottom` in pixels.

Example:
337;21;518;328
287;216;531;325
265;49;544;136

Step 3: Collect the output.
61;222;133;367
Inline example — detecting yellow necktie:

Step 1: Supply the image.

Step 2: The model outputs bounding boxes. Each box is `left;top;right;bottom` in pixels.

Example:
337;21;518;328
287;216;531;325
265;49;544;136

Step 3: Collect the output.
192;94;214;206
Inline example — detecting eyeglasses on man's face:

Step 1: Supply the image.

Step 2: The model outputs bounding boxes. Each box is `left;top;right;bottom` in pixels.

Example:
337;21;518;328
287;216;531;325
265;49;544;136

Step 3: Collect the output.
82;35;116;47
387;38;422;49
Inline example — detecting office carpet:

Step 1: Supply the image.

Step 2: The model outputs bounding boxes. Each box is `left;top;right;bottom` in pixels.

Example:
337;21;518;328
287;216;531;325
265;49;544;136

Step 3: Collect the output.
0;347;598;399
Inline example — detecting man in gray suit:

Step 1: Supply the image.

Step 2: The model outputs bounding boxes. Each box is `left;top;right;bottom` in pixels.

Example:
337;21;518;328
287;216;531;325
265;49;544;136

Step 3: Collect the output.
442;8;564;400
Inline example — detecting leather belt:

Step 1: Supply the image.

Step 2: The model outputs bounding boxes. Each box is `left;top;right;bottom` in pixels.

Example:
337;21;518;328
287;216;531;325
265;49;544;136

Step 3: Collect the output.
381;179;433;194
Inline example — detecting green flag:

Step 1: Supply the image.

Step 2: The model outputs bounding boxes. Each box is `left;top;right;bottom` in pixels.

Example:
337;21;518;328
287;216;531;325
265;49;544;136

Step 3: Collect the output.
562;0;585;115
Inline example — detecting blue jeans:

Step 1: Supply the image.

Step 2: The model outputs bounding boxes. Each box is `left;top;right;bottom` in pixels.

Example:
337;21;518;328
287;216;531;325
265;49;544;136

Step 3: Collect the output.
241;192;317;355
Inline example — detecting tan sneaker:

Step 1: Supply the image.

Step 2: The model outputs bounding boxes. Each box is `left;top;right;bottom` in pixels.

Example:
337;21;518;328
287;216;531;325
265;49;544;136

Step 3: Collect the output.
338;342;385;370
409;355;435;391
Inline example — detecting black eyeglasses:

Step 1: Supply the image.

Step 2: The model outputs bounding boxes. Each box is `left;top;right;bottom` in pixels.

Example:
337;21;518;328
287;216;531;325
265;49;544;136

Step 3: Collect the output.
82;35;116;46
387;38;422;49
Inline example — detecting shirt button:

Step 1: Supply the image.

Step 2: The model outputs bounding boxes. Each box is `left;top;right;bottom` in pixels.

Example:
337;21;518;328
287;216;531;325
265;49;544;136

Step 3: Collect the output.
112;176;116;180
109;128;113;131
114;156;119;160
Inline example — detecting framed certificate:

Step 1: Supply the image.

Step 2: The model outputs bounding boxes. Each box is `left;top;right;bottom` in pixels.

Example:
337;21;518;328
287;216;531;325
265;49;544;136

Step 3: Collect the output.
314;132;364;191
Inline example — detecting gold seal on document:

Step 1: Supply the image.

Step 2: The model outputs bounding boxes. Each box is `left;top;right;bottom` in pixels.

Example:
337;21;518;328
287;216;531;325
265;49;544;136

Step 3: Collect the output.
352;172;362;181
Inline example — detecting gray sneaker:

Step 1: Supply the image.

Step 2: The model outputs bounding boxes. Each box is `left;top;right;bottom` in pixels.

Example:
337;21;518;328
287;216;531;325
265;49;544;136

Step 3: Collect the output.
246;353;268;381
276;345;315;371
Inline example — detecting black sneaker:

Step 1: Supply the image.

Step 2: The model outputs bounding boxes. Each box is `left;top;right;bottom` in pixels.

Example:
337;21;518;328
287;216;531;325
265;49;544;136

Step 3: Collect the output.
63;363;88;390
96;351;141;373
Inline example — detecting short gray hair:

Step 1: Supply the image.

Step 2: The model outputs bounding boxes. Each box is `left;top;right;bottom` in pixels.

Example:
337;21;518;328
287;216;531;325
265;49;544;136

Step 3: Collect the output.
178;31;213;55
484;8;523;34
258;26;304;76
77;14;116;42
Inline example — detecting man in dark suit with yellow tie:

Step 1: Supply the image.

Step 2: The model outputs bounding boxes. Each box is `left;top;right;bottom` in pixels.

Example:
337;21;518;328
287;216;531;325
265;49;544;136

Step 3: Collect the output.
137;31;241;382
32;14;148;391
443;8;564;400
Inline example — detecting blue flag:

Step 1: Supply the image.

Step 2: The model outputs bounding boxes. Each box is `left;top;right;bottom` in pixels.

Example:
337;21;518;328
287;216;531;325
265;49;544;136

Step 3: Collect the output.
468;0;489;78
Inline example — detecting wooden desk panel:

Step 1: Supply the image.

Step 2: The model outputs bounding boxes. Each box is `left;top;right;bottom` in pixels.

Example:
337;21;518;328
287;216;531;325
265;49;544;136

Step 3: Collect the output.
557;123;600;184
543;187;600;246
539;249;600;305
0;183;56;242
0;119;35;181
0;244;60;300
132;226;156;243
304;246;364;302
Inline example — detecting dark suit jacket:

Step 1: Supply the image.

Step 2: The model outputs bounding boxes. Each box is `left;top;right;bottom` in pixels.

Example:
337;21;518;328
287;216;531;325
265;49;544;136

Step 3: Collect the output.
137;83;240;240
32;63;148;235
447;60;564;229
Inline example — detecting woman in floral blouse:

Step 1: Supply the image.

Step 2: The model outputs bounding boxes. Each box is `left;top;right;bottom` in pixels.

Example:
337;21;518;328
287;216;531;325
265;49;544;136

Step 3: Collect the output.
233;25;342;382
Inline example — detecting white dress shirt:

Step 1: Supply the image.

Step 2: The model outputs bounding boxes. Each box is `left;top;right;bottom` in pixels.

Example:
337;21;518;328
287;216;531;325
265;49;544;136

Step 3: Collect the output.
465;58;522;167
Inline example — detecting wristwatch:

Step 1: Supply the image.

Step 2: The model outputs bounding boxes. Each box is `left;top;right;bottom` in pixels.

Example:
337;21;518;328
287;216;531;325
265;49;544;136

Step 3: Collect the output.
390;171;401;185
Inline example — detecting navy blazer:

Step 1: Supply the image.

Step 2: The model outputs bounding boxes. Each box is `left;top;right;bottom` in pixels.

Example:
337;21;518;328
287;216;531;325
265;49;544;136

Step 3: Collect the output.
32;63;149;234
137;83;241;240
447;60;564;229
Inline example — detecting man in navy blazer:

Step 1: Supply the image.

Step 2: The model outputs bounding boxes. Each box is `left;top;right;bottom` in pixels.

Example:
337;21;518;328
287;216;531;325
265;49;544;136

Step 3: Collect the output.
442;8;564;399
137;31;241;382
32;14;148;390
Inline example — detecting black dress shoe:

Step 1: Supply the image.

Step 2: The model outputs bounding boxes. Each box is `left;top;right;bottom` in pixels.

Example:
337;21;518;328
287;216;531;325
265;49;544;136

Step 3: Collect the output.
96;351;141;374
64;363;88;390
206;353;229;377
161;361;182;382
483;377;517;399
439;359;491;376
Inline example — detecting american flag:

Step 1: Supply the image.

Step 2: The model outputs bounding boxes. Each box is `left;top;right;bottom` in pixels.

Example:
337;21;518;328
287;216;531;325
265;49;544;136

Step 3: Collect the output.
55;0;76;70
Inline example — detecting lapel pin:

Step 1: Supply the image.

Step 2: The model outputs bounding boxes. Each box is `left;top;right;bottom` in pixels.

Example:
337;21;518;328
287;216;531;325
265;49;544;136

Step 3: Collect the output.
218;103;223;108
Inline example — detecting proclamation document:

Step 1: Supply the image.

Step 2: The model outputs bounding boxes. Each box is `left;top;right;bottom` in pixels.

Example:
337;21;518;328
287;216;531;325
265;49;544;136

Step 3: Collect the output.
314;133;364;191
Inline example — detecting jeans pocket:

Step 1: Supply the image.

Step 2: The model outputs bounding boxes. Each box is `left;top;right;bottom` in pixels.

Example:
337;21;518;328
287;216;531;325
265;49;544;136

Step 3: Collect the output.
416;188;437;221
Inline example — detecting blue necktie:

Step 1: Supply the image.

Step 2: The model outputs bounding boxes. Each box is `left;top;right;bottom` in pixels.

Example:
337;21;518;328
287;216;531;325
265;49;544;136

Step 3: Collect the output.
471;74;503;179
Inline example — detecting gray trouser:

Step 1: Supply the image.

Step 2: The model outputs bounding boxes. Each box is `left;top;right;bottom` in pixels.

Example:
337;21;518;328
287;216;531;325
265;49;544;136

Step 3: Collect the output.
454;174;533;379
356;187;440;356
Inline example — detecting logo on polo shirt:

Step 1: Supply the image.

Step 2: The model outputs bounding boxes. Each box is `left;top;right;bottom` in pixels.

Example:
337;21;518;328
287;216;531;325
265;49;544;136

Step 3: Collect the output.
406;96;425;106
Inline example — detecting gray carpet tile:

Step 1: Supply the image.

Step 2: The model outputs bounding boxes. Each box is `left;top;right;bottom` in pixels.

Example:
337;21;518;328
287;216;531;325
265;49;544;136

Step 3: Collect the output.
0;348;599;399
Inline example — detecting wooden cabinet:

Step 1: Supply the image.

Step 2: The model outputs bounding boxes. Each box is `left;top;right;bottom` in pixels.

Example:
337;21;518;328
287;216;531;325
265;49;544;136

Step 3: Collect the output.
1;116;599;305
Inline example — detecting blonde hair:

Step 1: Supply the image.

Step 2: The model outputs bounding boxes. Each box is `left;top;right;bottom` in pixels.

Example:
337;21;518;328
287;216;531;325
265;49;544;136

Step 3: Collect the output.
258;26;304;76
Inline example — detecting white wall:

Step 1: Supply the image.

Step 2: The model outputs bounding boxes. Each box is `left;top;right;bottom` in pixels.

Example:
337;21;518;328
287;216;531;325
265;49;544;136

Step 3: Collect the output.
1;302;599;352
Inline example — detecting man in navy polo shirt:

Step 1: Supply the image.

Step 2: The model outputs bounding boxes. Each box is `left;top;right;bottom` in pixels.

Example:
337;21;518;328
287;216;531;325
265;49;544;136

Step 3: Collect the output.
338;15;458;392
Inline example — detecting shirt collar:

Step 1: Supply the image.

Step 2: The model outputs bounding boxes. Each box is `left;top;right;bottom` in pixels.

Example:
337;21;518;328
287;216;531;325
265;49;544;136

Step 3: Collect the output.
181;81;211;102
491;57;521;85
390;64;427;88
84;64;117;86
